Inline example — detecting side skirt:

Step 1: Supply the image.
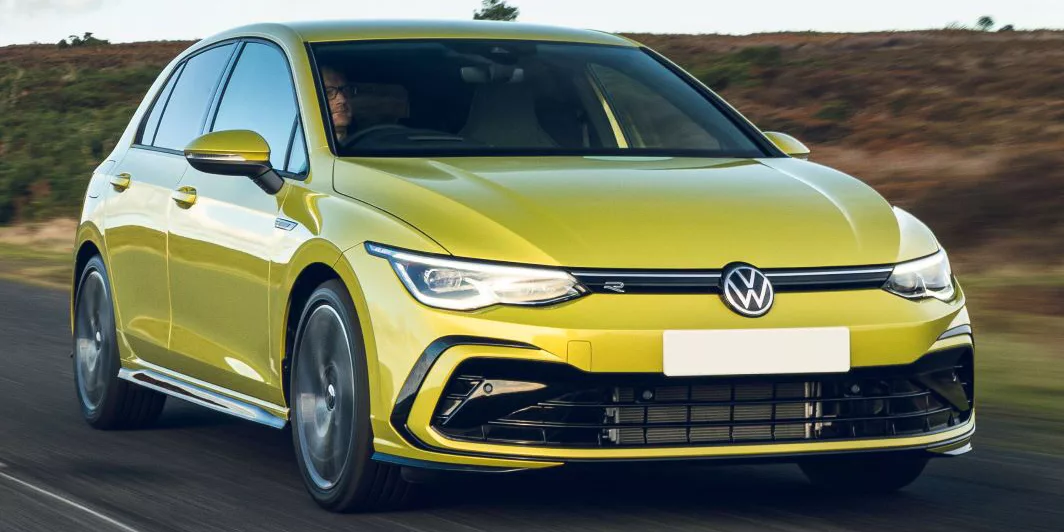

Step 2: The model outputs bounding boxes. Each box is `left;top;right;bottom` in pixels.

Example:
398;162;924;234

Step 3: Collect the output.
118;368;287;429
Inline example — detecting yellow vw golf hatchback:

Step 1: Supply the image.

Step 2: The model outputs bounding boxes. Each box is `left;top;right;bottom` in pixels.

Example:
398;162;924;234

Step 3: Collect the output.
72;20;974;511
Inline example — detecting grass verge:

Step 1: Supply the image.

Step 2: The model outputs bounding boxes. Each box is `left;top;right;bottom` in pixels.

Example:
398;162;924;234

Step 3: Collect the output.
0;243;71;289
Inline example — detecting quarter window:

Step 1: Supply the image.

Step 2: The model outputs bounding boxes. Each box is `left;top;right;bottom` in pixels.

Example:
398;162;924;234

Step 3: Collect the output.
153;43;236;151
285;119;308;174
211;43;300;169
138;63;183;146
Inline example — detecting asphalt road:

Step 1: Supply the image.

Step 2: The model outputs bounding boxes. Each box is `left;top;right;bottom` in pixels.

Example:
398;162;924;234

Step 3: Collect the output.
1;279;1062;532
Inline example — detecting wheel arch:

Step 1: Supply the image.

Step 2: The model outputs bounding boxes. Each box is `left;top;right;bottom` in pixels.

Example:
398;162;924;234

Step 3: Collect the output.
277;246;377;410
71;222;107;330
282;262;342;406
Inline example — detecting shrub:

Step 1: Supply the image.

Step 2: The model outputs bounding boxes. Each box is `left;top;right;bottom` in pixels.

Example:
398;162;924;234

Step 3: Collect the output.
814;100;854;121
691;46;784;91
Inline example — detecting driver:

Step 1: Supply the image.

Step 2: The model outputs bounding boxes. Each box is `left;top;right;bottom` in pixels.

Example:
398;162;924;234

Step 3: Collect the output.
321;66;355;144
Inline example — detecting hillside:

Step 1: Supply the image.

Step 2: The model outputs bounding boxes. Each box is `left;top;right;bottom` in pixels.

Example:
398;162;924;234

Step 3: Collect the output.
1;31;1062;265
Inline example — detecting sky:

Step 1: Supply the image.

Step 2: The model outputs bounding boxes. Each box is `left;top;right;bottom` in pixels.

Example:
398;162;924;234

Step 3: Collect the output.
0;0;1062;46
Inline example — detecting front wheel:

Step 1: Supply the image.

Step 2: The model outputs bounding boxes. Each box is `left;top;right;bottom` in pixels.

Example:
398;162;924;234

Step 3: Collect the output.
290;279;412;512
799;452;929;494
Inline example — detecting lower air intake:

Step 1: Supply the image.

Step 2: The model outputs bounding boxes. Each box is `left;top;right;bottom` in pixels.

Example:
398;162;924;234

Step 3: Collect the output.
429;348;974;449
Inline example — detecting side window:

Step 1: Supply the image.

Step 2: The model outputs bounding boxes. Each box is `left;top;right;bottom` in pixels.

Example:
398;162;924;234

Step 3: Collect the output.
211;42;299;169
138;63;183;145
285;120;308;174
590;64;721;150
153;43;236;151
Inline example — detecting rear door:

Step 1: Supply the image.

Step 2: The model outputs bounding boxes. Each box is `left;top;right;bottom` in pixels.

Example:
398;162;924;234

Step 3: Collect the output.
166;40;306;400
103;43;236;367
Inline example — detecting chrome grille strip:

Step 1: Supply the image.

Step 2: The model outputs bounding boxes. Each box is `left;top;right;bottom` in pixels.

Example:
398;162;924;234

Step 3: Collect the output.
570;265;892;294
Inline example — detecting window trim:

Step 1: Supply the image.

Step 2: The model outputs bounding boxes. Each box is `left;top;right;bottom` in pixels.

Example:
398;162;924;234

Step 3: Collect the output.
306;42;336;159
130;144;184;157
202;41;245;137
283;117;299;171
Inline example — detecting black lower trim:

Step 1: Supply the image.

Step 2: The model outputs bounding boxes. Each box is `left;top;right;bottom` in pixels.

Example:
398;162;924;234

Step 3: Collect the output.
389;336;538;448
431;348;973;449
370;451;529;473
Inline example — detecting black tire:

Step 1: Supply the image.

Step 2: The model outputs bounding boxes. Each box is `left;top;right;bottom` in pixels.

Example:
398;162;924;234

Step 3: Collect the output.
799;451;929;494
290;279;412;512
73;255;166;429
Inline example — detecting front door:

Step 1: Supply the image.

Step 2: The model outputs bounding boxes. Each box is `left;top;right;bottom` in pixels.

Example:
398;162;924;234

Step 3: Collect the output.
166;41;304;401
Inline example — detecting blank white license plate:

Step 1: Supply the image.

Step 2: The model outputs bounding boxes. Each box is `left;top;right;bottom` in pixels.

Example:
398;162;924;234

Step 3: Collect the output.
663;328;850;377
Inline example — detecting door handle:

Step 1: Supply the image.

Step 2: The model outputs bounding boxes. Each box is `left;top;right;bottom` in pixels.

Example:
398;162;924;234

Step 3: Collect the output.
109;172;132;192
171;186;197;208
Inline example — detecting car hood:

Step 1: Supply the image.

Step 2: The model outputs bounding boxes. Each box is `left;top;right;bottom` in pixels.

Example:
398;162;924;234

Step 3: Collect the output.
333;156;935;268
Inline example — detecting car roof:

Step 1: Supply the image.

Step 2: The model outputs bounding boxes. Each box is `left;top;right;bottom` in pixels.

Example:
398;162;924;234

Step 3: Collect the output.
214;20;637;47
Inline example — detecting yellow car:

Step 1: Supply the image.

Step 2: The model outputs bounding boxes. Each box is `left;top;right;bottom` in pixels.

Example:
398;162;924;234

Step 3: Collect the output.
72;20;974;512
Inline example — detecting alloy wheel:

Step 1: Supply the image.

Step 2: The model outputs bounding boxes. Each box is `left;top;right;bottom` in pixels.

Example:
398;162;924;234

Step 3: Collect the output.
74;270;113;412
293;303;357;491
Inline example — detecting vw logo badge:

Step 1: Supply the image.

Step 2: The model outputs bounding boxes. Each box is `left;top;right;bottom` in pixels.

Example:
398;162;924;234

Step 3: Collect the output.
720;263;774;317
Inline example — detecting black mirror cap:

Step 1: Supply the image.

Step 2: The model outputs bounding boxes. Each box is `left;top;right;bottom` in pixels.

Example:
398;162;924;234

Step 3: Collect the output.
184;155;283;195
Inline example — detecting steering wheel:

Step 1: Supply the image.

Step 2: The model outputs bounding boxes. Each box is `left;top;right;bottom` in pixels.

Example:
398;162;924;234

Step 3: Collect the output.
340;124;414;149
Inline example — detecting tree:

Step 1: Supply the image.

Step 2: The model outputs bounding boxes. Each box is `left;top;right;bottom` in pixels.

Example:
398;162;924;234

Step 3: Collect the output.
998;24;1015;32
473;0;519;21
56;32;109;48
976;16;995;31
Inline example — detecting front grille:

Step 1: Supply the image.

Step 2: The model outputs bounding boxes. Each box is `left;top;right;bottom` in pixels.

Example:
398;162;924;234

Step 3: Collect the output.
431;349;973;448
569;265;893;294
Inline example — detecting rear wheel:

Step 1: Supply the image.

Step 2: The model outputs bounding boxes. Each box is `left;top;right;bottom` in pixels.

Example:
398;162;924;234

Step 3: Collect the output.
73;255;166;429
799;452;929;494
290;279;412;512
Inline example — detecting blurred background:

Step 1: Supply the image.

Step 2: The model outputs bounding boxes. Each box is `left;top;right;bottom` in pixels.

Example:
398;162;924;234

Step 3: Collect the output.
0;1;1061;529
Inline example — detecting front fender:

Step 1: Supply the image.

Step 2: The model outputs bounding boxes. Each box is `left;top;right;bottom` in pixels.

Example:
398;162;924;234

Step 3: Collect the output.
270;182;446;409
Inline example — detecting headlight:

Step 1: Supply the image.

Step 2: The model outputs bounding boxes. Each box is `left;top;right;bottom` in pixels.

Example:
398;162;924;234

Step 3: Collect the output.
883;250;955;301
366;243;588;311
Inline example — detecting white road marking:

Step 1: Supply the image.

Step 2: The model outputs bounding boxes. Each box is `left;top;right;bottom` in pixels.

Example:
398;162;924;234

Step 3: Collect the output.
0;462;142;532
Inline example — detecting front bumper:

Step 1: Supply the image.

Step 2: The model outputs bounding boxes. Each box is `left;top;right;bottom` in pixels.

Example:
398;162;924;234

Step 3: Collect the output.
346;248;974;470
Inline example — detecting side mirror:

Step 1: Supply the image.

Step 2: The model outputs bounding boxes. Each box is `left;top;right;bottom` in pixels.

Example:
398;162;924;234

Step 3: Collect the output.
184;130;284;195
763;131;811;160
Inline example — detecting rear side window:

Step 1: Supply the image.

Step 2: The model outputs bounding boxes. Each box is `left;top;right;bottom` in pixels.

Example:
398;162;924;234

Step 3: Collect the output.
153;43;236;151
138;63;183;145
211;42;300;169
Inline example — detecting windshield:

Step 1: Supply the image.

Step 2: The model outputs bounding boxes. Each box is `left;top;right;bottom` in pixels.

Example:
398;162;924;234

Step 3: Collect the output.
311;40;769;158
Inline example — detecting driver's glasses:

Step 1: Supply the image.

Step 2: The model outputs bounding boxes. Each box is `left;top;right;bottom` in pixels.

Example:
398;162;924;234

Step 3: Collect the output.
325;85;356;100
